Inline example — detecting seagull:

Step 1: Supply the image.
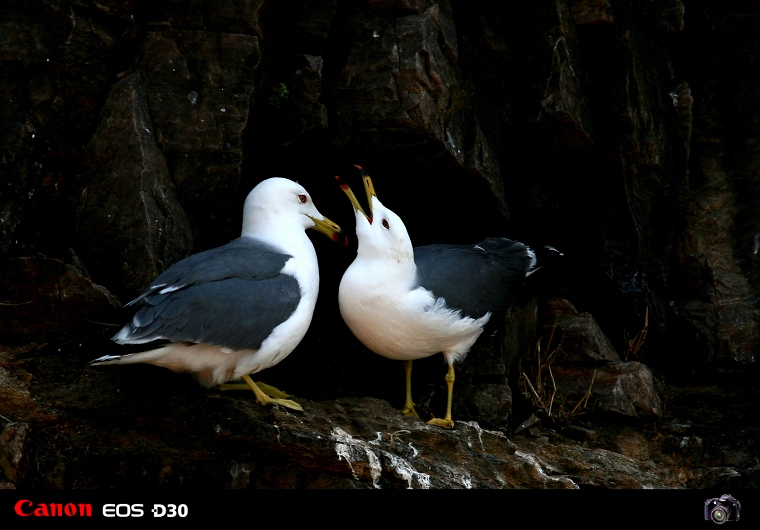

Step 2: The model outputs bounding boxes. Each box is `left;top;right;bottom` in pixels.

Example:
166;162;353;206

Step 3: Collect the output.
337;167;535;428
91;177;345;411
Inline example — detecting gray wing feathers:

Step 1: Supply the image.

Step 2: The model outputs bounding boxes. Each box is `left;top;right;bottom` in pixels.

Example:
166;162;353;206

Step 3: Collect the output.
115;237;301;351
127;237;292;307
413;238;534;319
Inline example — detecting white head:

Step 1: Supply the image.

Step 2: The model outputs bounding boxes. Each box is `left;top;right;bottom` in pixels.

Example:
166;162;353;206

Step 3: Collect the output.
354;196;414;263
338;168;414;264
241;177;343;243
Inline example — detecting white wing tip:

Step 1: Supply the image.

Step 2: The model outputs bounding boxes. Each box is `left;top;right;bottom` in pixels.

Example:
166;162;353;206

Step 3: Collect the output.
159;284;185;295
525;246;538;273
112;327;131;342
90;354;122;365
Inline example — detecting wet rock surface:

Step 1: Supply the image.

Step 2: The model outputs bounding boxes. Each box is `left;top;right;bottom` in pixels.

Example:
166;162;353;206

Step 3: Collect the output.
2;1;760;489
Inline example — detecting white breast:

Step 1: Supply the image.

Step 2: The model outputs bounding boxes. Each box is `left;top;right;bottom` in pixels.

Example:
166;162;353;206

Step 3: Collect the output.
338;259;489;364
233;233;320;378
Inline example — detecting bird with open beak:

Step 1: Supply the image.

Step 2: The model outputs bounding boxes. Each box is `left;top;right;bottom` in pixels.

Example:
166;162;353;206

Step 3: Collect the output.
337;167;535;428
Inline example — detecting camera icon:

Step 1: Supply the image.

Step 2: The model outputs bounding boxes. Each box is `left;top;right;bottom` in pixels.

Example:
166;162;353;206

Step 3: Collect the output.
705;494;741;524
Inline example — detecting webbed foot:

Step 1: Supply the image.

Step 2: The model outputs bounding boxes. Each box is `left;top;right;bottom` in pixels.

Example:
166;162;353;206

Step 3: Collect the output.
427;417;455;429
219;380;293;399
222;375;303;411
401;403;420;418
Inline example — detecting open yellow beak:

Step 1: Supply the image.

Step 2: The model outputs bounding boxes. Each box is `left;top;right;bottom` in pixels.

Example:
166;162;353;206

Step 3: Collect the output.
336;165;377;224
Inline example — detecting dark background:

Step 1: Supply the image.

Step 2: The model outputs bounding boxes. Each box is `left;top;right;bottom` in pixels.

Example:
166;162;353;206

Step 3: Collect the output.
1;0;759;489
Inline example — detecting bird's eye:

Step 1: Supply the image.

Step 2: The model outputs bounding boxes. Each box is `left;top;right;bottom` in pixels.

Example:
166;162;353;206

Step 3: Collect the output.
382;219;390;229
298;194;308;204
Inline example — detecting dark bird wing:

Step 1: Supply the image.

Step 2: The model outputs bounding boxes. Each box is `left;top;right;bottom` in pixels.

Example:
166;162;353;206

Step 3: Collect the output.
114;237;301;351
413;238;534;319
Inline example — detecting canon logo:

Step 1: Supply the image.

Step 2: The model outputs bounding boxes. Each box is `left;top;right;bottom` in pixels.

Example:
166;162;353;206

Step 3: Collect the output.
14;500;93;517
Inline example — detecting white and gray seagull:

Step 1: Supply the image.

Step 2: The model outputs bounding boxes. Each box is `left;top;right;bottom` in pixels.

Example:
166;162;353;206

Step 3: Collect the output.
91;177;345;411
337;167;535;428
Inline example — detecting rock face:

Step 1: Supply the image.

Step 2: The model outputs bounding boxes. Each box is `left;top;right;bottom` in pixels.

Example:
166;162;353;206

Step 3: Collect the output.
539;298;621;363
672;13;760;366
551;362;663;419
0;257;120;335
77;73;194;301
1;0;760;490
138;28;262;223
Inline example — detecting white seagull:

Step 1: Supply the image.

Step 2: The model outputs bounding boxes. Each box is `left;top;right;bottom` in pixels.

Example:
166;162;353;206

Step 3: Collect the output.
337;167;535;427
91;177;344;411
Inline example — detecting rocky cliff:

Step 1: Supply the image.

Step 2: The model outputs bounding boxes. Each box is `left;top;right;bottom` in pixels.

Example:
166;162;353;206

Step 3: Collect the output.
1;0;759;489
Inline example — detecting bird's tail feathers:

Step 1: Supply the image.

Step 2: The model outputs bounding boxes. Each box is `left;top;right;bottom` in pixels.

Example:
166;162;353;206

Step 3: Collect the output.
524;244;563;273
90;349;166;366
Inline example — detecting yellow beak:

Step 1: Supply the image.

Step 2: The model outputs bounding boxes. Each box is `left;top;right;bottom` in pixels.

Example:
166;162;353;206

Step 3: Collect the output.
336;165;377;224
309;215;348;246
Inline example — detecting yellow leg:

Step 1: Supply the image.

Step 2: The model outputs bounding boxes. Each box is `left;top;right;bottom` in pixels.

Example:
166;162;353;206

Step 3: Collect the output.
218;380;292;399
230;375;303;411
428;364;455;428
400;360;419;418
253;381;292;398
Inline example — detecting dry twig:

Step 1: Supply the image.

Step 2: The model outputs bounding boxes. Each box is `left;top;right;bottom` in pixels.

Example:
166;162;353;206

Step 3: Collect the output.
569;369;597;416
519;324;597;424
624;306;649;360
519;324;563;420
387;429;411;449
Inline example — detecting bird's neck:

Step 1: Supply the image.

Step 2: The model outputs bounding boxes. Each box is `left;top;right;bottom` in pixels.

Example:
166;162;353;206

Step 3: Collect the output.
356;237;414;264
354;252;417;289
245;223;320;303
243;219;316;264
